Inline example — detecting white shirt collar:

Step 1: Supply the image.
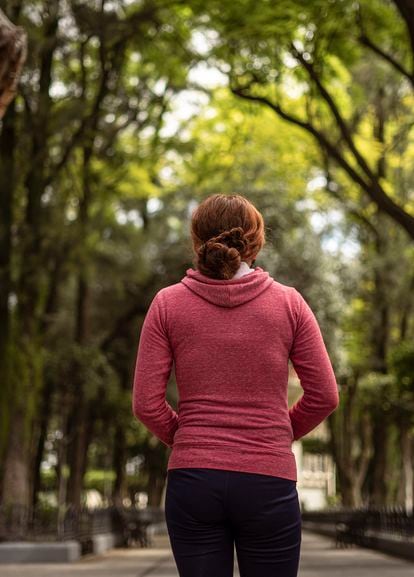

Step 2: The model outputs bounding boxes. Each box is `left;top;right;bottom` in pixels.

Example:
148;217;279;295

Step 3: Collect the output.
232;261;255;279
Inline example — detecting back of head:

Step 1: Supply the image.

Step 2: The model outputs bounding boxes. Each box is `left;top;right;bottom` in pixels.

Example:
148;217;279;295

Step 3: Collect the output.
190;194;266;280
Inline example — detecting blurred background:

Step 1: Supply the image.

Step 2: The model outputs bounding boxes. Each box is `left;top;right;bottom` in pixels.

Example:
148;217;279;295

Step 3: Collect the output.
0;0;413;548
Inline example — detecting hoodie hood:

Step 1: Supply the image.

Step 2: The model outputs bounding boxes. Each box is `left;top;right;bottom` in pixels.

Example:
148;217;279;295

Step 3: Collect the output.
181;266;274;308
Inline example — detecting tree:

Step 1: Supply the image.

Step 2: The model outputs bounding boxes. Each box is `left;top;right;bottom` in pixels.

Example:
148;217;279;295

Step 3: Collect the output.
196;0;414;239
0;0;197;524
389;340;414;513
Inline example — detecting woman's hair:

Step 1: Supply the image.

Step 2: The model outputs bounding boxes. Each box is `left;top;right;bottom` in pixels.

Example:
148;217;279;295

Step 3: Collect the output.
190;193;266;280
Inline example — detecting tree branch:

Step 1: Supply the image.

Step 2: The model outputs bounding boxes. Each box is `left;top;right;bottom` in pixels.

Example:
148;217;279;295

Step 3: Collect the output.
231;82;414;239
356;1;413;84
393;0;414;68
358;32;414;86
231;84;373;192
321;152;380;242
289;41;380;185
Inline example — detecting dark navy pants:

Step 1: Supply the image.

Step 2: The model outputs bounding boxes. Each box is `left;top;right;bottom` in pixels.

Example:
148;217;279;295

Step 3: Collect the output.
165;467;302;577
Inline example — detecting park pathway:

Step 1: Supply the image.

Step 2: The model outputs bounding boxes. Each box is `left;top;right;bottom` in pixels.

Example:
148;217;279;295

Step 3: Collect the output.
0;530;413;576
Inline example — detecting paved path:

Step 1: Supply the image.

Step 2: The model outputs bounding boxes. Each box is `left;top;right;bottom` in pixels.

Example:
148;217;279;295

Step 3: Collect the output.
0;530;413;576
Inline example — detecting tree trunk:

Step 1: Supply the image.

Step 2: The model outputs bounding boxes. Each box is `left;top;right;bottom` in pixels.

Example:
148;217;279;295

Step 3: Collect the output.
66;139;93;512
0;98;15;497
337;377;363;506
401;424;413;512
331;372;376;506
66;396;90;511
1;406;31;537
113;425;127;507
370;414;389;505
147;466;167;507
31;376;54;511
1;3;58;516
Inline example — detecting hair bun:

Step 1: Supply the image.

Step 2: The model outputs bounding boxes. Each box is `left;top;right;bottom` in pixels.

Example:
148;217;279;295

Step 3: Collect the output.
217;227;248;253
197;226;248;280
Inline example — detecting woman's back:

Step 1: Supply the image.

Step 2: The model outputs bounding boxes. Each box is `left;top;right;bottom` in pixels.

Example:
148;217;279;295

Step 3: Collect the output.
133;264;339;482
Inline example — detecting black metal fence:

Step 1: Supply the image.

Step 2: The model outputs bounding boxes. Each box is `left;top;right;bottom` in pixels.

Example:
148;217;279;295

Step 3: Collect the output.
302;506;414;545
0;504;166;550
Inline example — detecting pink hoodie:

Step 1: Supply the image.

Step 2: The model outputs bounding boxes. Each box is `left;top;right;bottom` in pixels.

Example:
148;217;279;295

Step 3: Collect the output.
132;266;340;481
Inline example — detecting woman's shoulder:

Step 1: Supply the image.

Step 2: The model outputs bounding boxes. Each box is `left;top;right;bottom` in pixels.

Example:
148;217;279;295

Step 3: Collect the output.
153;282;188;307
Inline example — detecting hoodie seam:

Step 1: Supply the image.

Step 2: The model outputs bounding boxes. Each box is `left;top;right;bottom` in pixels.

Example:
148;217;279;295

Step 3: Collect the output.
180;274;274;308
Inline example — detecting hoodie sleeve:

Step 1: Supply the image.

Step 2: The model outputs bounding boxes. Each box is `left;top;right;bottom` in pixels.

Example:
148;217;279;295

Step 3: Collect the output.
132;291;179;448
288;288;340;441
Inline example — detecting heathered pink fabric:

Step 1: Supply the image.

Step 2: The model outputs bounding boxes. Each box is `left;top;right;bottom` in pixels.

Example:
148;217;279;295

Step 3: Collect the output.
132;266;340;481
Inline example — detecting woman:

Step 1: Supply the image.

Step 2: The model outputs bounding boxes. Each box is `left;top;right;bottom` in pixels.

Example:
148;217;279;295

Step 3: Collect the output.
132;193;340;577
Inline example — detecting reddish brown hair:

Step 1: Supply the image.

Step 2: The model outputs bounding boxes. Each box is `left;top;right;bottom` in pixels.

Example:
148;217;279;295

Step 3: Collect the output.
190;193;266;280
